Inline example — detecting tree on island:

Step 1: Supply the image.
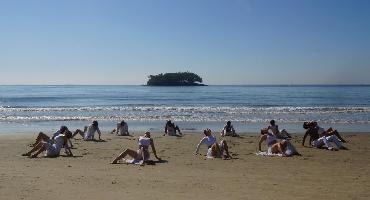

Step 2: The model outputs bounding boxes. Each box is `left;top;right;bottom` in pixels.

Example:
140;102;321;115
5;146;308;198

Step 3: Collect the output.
146;72;206;86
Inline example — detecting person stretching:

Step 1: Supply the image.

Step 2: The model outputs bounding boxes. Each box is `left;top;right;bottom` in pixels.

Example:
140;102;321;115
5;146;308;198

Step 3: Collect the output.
111;131;161;166
195;128;231;159
22;130;73;158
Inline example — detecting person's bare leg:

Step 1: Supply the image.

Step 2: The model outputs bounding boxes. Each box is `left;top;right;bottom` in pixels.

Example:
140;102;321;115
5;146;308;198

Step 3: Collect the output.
111;149;137;164
23;142;44;156
220;140;231;159
72;129;84;138
31;143;47;158
32;132;50;146
175;126;182;136
332;130;346;143
140;147;146;166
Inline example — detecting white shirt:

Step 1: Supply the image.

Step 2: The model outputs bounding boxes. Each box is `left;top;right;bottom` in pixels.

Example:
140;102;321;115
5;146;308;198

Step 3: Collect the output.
53;135;65;154
138;136;151;147
223;124;235;133
52;130;62;140
195;135;217;153
84;125;101;140
268;125;279;134
117;122;129;135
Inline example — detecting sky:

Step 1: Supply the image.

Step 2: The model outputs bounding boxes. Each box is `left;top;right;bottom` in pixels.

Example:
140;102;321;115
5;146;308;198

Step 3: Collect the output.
0;0;369;85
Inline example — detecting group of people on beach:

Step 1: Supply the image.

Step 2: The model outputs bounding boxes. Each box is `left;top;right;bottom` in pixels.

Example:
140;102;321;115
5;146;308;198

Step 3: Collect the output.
22;119;348;165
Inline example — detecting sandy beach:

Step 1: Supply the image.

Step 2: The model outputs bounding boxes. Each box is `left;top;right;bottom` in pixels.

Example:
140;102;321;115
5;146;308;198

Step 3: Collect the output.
0;132;369;200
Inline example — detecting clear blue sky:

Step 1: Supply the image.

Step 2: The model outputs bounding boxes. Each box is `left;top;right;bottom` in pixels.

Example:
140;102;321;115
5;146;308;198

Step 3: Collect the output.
1;0;369;85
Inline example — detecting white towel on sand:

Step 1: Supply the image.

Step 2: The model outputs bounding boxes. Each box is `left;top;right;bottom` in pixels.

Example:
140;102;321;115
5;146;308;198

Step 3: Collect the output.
123;159;144;165
255;151;282;157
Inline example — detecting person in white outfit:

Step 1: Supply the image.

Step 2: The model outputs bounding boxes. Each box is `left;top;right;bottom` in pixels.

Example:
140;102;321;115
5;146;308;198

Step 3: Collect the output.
111;132;161;166
22;131;73;158
221;121;238;137
312;121;346;143
30;126;73;147
267;120;292;139
258;128;300;156
302;122;348;150
195;128;231;159
164;120;182;136
73;121;102;141
111;120;129;136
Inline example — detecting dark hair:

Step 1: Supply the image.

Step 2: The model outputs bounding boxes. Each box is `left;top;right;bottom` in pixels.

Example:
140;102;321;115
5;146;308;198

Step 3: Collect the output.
65;130;72;139
203;128;211;135
227;121;231;126
270;120;275;126
92;121;98;127
120;120;125;126
303;122;309;129
60;126;68;133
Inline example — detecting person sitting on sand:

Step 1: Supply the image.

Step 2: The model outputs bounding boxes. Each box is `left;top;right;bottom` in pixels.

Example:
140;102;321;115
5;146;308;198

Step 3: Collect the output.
310;121;346;143
221;121;239;137
302;122;347;150
30;126;73;148
164;120;182;136
195;128;231;159
111;120;129;136
267;120;292;139
111;131;161;166
22;130;73;158
258;128;300;156
73;120;102;141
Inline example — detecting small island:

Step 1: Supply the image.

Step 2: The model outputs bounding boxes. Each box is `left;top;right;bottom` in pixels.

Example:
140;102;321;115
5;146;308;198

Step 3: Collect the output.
146;72;207;86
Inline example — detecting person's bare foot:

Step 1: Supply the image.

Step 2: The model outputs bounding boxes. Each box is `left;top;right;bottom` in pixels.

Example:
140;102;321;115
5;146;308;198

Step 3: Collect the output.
327;147;338;151
111;160;118;164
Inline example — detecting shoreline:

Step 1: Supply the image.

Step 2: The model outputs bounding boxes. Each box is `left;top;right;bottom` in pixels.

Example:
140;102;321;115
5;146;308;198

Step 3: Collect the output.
1;120;369;135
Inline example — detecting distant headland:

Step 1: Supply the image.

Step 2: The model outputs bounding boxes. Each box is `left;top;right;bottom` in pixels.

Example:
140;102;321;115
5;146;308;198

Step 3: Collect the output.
146;72;207;86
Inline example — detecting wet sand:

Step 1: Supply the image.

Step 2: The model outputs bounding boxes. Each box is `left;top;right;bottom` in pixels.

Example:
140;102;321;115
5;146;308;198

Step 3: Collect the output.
0;132;369;200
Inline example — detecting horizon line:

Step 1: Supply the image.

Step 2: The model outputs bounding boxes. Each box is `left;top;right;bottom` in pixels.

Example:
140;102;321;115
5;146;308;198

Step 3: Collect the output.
0;84;370;87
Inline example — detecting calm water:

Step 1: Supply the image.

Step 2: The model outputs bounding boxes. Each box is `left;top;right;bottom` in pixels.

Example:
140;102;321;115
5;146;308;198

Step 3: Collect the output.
0;85;369;134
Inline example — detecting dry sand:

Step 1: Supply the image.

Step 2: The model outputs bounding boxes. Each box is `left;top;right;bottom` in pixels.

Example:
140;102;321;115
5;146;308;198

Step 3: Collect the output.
0;132;369;200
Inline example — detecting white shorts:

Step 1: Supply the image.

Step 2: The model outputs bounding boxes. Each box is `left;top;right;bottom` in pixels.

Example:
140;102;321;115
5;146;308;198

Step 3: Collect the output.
206;142;224;158
45;142;59;157
136;148;150;161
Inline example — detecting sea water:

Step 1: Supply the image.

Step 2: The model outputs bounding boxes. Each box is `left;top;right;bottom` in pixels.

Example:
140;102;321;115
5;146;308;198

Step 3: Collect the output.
0;85;369;134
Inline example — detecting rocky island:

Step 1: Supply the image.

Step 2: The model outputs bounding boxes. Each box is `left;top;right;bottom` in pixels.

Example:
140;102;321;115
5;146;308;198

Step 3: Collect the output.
146;72;207;86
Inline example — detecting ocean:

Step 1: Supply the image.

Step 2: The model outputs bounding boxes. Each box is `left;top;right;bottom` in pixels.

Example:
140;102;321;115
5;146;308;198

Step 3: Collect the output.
0;85;369;134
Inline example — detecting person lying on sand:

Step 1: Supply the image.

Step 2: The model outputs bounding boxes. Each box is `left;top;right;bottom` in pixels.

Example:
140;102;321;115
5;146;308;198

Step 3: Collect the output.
111;131;161;166
164;120;182;136
302;122;348;150
30;126;73;148
309;121;346;143
266;120;292;139
22;130;73;158
73;120;102;141
195;128;231;159
221;121;239;137
111;120;129;136
258;128;300;156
